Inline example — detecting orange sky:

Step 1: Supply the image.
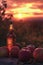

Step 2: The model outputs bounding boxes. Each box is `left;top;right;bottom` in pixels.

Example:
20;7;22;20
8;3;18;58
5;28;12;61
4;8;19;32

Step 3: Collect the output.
1;0;43;20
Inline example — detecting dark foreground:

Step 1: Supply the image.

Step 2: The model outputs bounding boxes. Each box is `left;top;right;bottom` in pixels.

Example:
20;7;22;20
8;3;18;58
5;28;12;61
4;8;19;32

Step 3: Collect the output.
0;58;43;65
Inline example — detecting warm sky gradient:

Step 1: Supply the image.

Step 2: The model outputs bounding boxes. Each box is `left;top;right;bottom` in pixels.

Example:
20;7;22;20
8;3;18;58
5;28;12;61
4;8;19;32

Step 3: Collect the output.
0;0;43;19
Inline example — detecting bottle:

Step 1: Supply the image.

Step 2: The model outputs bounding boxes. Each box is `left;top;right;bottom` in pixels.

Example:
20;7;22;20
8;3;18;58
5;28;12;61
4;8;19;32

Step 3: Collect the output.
6;22;16;52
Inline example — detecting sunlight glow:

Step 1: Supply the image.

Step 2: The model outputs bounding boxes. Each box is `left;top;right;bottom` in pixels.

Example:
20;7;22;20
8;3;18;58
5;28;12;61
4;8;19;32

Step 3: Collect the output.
12;3;18;7
15;13;23;19
13;13;33;19
7;38;13;51
5;3;43;19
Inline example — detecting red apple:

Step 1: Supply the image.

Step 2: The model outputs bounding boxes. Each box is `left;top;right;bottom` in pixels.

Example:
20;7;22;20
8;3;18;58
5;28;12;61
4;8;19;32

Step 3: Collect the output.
33;48;43;62
0;46;9;57
18;48;31;62
26;45;35;53
10;46;20;58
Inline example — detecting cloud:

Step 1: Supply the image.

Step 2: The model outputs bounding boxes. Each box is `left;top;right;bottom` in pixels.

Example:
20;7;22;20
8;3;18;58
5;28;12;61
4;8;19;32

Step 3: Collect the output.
7;0;43;3
34;13;43;15
38;5;43;10
5;0;43;18
7;0;43;9
32;3;43;10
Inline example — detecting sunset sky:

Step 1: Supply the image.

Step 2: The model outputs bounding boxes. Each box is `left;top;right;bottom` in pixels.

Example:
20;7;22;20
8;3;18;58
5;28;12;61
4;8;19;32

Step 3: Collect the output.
0;0;43;19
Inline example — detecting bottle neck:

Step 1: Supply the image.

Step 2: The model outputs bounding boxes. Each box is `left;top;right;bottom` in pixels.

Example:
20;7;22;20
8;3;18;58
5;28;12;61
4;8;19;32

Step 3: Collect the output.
9;24;14;31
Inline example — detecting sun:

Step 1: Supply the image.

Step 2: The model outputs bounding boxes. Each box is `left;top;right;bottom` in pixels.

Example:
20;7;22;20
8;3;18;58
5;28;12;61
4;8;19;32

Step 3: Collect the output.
17;13;23;19
13;13;23;19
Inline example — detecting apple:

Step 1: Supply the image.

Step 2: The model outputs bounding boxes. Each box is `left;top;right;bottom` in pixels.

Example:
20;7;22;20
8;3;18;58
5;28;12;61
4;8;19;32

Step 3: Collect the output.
33;48;43;62
0;46;9;57
26;44;35;53
18;48;31;62
10;46;20;58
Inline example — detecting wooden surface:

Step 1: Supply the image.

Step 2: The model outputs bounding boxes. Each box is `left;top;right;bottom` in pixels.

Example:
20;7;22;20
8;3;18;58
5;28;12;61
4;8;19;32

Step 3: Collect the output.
0;58;43;65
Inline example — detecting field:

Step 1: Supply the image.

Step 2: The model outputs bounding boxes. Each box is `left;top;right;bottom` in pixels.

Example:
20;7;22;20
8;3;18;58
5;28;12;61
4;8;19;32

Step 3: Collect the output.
0;18;43;47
